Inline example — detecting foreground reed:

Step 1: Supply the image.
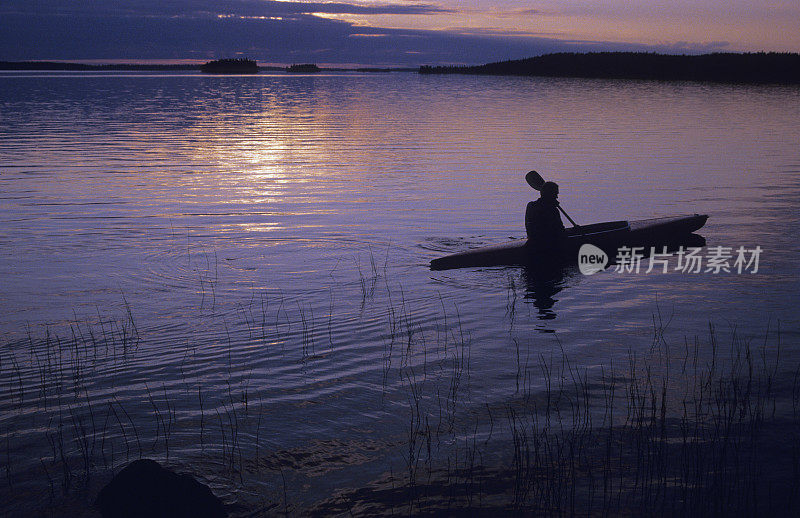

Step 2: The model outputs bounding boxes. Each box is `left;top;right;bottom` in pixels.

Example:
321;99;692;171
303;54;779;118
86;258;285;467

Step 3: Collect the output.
314;319;798;517
0;271;796;516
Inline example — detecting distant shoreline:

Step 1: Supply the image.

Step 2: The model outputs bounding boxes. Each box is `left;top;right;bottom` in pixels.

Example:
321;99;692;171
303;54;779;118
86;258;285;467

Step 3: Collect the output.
5;52;799;84
0;61;415;73
419;52;800;84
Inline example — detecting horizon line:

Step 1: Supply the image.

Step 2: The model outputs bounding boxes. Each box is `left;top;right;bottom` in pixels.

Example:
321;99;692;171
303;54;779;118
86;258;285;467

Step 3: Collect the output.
3;50;800;70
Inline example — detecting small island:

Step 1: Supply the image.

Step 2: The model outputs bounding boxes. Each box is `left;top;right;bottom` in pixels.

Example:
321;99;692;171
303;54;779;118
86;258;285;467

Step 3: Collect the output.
200;58;258;74
286;63;321;73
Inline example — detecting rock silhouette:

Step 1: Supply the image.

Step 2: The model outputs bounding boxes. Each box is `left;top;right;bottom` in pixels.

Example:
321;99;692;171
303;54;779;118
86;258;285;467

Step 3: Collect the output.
94;459;227;518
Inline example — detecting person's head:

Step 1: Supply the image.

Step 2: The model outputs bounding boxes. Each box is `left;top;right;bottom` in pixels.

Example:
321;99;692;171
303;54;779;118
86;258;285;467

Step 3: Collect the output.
540;181;559;200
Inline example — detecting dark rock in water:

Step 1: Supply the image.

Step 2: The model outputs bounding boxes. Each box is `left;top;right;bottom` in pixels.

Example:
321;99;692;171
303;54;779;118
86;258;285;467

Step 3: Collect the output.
94;459;227;518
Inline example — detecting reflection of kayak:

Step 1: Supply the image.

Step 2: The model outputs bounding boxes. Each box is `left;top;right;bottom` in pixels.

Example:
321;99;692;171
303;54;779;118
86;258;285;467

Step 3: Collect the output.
430;214;708;270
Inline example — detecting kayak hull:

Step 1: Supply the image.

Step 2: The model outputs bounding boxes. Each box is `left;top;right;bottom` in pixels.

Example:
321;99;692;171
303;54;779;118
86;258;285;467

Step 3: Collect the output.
430;214;708;270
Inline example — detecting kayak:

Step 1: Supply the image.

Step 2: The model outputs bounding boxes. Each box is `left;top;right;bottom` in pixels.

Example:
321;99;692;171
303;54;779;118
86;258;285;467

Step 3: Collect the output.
430;214;708;270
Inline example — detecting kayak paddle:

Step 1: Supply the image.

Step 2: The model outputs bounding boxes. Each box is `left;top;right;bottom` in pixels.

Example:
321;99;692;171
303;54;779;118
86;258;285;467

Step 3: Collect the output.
524;170;546;191
525;170;579;227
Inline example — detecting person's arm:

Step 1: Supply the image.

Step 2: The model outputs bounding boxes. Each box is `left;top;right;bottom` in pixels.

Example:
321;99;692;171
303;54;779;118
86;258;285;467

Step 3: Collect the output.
552;205;565;231
525;201;537;238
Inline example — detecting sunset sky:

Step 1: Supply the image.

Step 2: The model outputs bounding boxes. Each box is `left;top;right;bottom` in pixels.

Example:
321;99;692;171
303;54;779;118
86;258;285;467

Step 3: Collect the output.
1;0;798;66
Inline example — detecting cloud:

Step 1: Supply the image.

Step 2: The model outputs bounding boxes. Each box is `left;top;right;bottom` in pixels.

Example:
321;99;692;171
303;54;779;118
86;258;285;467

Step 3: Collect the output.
446;27;565;38
660;41;731;53
491;9;544;17
0;1;735;66
0;0;452;18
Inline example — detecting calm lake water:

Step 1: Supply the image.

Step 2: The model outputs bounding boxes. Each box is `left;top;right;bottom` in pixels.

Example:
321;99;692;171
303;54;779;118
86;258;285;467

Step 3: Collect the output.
1;71;799;515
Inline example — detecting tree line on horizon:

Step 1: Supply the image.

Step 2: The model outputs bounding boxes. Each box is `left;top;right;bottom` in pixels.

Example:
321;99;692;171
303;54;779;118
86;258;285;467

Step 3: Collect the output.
419;52;800;84
3;51;799;82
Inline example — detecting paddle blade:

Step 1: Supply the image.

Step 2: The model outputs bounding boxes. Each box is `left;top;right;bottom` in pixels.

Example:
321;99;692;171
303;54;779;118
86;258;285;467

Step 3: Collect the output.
525;170;545;190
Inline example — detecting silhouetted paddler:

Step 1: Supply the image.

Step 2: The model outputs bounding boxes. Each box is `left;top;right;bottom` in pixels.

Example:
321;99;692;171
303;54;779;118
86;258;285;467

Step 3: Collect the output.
525;181;565;244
